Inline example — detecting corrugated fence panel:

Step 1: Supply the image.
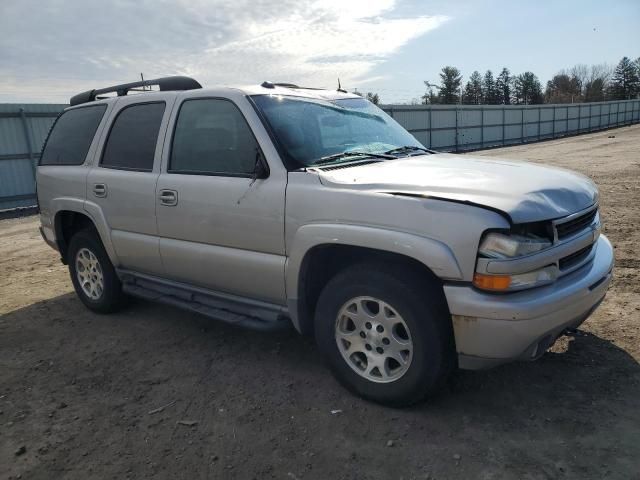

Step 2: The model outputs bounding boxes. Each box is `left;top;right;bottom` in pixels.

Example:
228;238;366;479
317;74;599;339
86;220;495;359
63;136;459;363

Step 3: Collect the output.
0;103;66;210
384;99;640;154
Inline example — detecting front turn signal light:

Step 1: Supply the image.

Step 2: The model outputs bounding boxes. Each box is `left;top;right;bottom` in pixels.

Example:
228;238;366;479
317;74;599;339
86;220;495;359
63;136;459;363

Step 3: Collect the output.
474;265;558;292
473;273;512;291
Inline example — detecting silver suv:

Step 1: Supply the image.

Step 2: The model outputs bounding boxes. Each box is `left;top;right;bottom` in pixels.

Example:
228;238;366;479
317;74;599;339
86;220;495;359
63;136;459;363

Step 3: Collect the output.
37;76;614;406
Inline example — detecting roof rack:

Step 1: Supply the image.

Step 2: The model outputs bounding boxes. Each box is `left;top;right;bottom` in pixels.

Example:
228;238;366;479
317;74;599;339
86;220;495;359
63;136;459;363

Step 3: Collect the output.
261;81;324;91
70;76;202;106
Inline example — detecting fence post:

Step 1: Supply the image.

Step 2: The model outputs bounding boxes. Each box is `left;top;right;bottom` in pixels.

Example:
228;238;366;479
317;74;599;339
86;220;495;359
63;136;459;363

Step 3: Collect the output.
18;108;37;182
537;107;541;141
428;108;432;149
521;108;524;144
480;107;484;149
502;107;506;146
566;106;569;135
552;105;556;138
455;107;459;152
598;103;602;130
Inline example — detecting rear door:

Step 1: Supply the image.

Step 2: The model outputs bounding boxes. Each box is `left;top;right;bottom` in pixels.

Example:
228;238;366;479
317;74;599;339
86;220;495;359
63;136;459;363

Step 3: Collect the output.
86;94;175;275
155;92;287;304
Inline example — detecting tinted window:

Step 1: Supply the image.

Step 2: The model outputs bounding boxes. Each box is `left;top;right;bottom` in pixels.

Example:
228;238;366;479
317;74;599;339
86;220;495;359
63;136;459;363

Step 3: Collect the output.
101;102;165;171
40;105;106;166
170;99;257;175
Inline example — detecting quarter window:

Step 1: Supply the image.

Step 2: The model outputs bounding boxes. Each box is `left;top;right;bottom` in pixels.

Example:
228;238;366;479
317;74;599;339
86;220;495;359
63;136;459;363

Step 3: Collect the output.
170;99;258;175
101;102;165;171
40;105;106;166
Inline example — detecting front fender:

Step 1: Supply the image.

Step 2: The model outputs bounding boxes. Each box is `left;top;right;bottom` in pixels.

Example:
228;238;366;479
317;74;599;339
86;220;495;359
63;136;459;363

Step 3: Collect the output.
285;223;463;331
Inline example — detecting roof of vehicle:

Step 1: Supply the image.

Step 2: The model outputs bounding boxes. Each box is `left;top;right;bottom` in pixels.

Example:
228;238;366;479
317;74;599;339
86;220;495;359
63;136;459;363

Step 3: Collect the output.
236;82;362;101
68;76;362;108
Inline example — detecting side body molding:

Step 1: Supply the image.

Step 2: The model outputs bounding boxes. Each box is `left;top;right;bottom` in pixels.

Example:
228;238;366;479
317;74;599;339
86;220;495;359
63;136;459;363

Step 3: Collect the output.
285;223;463;331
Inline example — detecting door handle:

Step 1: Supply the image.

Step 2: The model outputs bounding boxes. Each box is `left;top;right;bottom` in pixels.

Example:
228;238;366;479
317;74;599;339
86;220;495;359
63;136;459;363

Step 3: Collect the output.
93;183;107;198
159;189;178;206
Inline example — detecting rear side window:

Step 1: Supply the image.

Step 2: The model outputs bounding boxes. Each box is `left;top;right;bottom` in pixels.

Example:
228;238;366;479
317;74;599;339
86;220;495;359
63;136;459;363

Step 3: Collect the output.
101;102;165;171
170;99;258;175
40;105;106;166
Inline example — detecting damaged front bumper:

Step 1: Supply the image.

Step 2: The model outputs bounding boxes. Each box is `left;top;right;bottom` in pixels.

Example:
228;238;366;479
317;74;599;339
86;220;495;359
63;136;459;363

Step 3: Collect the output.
444;234;614;370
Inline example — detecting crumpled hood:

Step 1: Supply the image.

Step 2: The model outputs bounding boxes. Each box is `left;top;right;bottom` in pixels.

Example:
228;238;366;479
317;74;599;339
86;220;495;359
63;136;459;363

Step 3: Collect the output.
316;153;598;223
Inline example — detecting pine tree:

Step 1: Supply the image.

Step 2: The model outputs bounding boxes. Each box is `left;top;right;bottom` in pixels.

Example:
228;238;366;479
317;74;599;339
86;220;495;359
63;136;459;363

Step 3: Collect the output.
421;87;439;105
496;68;512;104
513;72;543;105
608;56;640;100
482;70;499;104
463;71;483;104
438;66;463;104
366;92;380;105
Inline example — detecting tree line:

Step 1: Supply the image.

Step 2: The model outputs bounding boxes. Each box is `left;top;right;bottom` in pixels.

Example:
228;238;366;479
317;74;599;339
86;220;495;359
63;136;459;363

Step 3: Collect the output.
358;56;640;105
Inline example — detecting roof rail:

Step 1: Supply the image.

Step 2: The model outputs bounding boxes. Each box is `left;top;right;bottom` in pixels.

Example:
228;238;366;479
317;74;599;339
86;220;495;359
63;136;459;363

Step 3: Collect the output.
70;76;202;106
261;81;324;91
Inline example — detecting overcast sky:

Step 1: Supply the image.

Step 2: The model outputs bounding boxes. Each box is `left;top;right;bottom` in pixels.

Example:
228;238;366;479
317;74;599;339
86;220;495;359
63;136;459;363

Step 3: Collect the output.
1;0;638;104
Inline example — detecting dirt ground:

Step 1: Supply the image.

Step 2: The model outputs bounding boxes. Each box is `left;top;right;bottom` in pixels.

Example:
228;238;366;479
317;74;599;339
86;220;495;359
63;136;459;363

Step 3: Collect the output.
1;126;639;480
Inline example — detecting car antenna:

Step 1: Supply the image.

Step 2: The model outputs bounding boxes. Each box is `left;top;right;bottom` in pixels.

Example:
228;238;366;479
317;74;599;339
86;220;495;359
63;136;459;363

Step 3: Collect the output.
337;78;347;93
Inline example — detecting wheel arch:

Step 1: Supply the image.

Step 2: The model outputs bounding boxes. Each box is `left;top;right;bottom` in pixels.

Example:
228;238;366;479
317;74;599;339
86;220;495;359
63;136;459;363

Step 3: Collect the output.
286;224;462;335
53;202;116;265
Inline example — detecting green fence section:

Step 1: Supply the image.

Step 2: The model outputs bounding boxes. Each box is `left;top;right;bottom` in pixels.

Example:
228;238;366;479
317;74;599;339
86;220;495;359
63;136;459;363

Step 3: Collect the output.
383;99;640;152
0;104;66;210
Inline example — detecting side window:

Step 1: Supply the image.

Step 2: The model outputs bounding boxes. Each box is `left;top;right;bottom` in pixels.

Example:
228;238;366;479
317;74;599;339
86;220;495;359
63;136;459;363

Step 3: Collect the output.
170;99;258;175
101;102;165;171
40;105;106;166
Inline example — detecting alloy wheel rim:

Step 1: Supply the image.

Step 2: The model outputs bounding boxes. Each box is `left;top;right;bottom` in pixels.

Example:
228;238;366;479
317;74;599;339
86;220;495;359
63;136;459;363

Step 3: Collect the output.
75;248;104;300
334;296;413;383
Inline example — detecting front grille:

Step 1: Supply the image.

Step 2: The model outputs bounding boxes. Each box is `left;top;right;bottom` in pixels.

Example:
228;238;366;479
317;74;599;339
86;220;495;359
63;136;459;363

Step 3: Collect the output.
559;244;593;270
555;208;597;240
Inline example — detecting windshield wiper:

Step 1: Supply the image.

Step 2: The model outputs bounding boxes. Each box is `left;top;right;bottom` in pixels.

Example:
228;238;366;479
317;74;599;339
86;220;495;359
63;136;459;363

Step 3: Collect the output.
312;151;396;166
383;146;434;156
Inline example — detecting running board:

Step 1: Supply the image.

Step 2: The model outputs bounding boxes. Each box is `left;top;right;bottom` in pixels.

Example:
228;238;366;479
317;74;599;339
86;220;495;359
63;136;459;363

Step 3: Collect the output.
118;270;291;332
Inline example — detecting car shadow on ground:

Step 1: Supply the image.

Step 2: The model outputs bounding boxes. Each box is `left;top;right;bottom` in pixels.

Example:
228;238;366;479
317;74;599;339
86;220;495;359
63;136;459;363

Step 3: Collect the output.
2;292;638;413
2;293;639;478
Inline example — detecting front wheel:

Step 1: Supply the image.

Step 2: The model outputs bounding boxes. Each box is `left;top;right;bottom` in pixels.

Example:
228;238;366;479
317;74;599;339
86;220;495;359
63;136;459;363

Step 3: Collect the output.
314;264;454;406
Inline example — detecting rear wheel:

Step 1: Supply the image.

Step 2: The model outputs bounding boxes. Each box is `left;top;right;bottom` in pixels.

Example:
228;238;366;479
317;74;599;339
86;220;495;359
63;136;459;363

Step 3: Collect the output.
314;263;454;406
67;229;127;313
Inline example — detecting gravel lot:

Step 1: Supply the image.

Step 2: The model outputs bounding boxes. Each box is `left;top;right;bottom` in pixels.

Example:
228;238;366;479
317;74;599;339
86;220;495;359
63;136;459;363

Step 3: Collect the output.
1;125;639;480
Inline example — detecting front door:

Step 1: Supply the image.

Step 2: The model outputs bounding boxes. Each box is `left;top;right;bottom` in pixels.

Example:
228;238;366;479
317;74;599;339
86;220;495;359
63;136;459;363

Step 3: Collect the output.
155;96;287;304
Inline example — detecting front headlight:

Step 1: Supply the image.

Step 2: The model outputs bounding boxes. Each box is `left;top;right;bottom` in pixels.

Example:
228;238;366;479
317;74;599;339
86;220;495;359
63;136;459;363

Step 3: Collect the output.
474;228;556;292
478;232;551;259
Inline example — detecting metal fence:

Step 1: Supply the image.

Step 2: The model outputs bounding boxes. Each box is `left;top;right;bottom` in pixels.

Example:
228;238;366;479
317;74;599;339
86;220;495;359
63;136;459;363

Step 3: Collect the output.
0;103;66;210
0;99;639;211
383;99;640;152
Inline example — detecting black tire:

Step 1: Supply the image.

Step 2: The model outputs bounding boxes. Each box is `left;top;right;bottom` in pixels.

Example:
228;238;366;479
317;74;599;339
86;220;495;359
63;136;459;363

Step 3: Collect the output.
314;263;455;407
67;228;127;313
